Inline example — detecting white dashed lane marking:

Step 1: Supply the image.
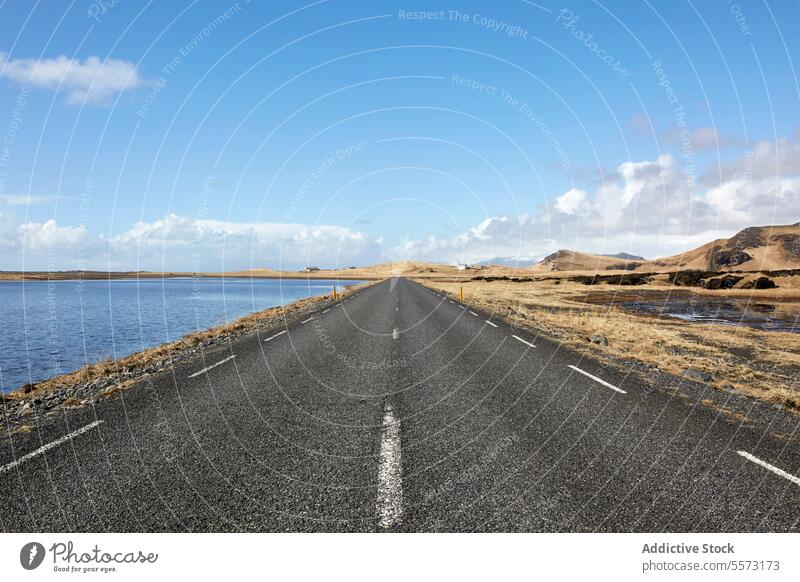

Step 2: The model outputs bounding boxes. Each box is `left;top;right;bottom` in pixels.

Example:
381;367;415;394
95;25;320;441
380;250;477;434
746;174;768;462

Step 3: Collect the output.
0;421;105;475
264;330;287;342
512;335;536;348
485;320;498;328
737;451;800;486
567;365;626;394
469;311;478;317
301;317;313;324
376;402;403;528
188;355;236;378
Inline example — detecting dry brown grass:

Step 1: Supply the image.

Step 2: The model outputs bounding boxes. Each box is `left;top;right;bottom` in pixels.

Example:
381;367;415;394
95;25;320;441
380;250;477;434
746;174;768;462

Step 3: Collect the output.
9;424;33;435
96;379;136;398
417;278;800;411
7;282;370;399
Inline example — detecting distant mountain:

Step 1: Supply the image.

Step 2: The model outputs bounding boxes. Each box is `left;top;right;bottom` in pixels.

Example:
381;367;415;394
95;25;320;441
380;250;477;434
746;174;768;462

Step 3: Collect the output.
482;253;643;268
480;257;539;268
602;252;645;261
531;250;642;272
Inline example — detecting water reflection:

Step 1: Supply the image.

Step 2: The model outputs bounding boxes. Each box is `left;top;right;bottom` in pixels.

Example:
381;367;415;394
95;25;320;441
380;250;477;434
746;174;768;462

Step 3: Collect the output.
578;290;799;333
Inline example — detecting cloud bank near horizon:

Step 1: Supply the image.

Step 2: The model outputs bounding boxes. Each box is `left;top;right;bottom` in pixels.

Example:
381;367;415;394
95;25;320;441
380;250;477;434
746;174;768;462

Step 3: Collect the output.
393;140;800;263
0;214;383;271
2;138;799;271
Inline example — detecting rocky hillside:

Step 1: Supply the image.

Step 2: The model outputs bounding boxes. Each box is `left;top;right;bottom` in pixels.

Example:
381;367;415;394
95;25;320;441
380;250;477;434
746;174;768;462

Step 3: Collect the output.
650;223;800;272
530;223;800;273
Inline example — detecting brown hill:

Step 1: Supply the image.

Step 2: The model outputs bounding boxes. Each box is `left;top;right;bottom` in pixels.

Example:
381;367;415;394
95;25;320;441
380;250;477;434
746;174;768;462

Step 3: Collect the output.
526;223;800;274
644;223;800;272
530;250;643;273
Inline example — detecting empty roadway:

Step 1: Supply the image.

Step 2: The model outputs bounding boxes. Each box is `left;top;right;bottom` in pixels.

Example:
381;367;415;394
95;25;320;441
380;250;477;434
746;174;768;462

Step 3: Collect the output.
1;278;798;532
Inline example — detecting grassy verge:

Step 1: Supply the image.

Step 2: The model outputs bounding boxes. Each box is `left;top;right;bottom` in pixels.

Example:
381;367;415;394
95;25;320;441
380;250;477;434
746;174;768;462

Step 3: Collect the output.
416;278;800;413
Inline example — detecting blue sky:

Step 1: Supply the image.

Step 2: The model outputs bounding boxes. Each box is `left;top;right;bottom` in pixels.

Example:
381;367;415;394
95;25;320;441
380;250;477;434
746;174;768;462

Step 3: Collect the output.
1;0;799;270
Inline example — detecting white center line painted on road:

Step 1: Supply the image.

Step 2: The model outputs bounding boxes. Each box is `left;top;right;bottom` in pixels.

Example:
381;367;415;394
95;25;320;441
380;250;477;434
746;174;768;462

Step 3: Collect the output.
737;451;800;486
0;420;104;475
512;335;536;348
188;355;236;378
322;308;330;313
485;320;498;328
469;311;478;316
448;300;455;304
376;402;403;529
301;317;314;324
264;330;287;342
567;365;626;394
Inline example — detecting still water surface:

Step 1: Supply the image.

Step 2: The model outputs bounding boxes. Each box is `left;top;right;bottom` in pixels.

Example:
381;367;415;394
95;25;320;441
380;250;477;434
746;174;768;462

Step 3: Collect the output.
579;290;799;333
0;278;363;392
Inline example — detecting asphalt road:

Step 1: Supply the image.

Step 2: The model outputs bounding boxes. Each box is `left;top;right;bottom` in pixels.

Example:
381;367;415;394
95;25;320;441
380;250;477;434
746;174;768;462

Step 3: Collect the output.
1;277;798;532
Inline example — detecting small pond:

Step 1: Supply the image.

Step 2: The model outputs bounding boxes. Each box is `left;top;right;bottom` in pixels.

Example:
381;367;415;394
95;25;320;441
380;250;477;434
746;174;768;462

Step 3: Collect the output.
578;290;800;333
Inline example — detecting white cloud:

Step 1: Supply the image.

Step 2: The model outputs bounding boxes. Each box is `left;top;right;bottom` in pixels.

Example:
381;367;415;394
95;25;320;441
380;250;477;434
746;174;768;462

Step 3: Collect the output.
395;144;800;263
1;214;382;271
554;188;588;215
3;139;799;269
18;219;86;251
390;214;556;264
539;153;703;239
0;53;146;104
704;177;800;227
704;138;800;184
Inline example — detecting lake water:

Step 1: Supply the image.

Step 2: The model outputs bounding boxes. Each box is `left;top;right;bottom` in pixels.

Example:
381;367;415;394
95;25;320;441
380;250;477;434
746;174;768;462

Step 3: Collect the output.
0;278;364;393
579;290;800;333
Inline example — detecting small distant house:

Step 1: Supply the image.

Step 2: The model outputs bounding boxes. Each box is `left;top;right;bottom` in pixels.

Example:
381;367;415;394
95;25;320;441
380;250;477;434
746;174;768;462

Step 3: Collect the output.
456;264;470;271
303;266;320;272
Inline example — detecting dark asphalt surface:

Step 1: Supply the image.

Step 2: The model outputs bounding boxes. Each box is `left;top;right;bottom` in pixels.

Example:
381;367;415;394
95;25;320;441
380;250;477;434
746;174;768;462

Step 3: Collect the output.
1;277;798;532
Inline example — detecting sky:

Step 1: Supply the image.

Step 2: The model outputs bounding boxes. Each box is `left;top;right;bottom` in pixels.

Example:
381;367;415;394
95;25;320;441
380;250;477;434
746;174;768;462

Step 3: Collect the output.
1;0;799;271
